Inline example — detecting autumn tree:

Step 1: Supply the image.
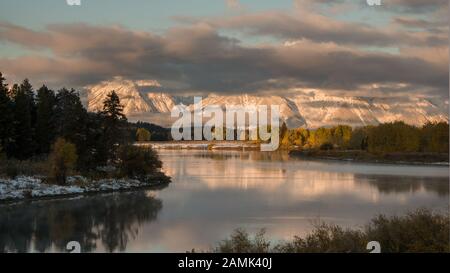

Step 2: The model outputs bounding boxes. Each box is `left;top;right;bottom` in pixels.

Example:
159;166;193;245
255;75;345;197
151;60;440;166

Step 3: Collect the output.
136;128;151;142
421;122;449;153
49;138;78;185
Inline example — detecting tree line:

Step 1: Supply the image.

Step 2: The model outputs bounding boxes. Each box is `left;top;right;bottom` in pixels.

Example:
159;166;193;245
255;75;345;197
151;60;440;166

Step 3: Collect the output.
280;121;449;154
0;72;130;171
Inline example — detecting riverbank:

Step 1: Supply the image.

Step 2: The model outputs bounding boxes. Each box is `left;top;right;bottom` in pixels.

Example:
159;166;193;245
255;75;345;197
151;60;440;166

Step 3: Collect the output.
136;141;261;151
289;150;449;166
0;172;171;203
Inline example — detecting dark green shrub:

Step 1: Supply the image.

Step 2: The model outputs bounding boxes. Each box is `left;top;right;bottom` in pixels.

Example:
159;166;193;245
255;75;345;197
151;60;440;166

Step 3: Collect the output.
118;145;162;179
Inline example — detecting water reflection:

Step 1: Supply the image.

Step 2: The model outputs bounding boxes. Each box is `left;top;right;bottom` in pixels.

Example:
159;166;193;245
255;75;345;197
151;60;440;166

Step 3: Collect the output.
0;191;163;253
146;150;448;251
356;174;449;196
0;150;448;252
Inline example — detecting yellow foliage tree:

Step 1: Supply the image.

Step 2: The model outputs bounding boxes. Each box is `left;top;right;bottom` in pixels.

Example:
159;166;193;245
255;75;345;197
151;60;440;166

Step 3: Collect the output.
49;138;78;185
136;128;151;142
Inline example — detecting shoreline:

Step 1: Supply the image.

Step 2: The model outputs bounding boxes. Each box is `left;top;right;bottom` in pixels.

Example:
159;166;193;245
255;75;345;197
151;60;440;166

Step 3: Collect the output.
139;141;449;166
289;150;450;166
0;174;171;204
136;141;261;151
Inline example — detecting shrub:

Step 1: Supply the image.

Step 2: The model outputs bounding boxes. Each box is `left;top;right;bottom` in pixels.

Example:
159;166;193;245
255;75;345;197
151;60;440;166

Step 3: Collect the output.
211;209;449;253
275;224;366;253
0;158;49;178
118;145;162;180
49;138;78;185
215;228;270;253
365;209;449;252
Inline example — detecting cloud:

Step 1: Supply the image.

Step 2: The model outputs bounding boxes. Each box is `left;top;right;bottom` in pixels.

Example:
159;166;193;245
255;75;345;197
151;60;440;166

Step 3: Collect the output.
174;11;447;48
0;20;447;99
385;0;448;13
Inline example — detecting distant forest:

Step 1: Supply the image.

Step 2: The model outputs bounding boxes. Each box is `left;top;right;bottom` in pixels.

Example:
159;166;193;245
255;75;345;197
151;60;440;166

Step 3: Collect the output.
280;122;449;154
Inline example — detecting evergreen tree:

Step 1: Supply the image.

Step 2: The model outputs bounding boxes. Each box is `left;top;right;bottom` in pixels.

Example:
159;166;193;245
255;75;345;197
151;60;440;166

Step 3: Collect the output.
55;88;87;142
11;79;36;159
101;91;128;162
54;88;88;167
78;112;109;169
36;85;57;154
0;73;14;156
102;91;126;121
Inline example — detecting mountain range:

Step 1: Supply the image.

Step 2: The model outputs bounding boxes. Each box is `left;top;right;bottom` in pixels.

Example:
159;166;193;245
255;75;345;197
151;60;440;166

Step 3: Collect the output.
87;77;449;129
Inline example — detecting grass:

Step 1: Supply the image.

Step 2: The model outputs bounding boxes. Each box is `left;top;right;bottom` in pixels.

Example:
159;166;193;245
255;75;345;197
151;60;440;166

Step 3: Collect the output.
210;209;449;253
0;157;49;179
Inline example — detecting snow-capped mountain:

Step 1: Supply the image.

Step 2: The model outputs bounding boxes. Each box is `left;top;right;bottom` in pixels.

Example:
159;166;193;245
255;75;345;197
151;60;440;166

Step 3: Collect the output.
86;78;449;128
288;92;449;128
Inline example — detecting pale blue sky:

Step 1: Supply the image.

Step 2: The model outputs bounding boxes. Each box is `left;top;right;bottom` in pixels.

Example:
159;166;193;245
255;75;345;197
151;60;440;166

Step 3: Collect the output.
0;0;293;30
0;0;395;57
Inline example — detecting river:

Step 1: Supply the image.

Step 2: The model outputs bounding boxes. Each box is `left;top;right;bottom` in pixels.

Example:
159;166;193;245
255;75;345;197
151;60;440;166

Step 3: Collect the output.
0;150;448;252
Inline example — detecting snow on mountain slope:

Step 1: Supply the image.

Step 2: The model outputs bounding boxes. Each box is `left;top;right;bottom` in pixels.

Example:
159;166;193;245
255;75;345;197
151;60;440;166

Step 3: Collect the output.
289;91;448;128
86;78;448;128
87;77;176;115
190;94;306;128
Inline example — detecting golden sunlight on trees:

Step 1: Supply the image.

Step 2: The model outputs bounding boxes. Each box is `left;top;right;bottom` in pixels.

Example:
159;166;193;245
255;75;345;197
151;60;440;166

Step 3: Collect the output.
282;122;449;154
49;138;78;185
136;128;152;142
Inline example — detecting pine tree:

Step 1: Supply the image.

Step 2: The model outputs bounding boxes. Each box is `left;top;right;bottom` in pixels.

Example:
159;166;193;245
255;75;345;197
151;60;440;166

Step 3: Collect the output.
0;73;14;156
11;79;36;159
102;91;127;121
54;88;88;167
55;88;87;140
36;85;57;154
101;91;128;162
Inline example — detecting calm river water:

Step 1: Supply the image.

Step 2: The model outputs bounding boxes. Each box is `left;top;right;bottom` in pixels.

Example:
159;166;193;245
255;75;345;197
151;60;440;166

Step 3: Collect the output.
0;150;448;252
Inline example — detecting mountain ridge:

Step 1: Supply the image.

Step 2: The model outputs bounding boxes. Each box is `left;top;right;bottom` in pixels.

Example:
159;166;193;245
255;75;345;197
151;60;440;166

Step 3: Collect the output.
87;78;449;129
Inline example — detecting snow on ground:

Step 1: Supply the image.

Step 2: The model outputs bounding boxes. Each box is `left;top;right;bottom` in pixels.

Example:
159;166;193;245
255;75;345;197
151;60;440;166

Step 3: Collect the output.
136;141;260;150
0;176;162;202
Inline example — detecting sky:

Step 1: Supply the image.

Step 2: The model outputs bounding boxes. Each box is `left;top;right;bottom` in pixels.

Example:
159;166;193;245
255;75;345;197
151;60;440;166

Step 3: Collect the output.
0;0;448;100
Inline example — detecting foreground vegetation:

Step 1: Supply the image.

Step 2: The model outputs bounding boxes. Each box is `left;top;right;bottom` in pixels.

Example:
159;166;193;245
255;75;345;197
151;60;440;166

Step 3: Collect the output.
0;73;169;199
210;209;449;253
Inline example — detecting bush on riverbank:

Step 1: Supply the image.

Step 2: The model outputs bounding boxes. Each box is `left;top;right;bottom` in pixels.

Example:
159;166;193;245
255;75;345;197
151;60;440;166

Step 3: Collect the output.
212;209;449;253
118;145;162;181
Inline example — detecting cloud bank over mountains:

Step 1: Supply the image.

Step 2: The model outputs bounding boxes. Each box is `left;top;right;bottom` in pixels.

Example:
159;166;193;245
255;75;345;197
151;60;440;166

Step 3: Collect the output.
0;0;447;102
